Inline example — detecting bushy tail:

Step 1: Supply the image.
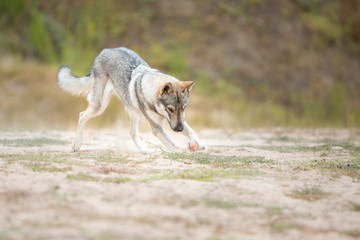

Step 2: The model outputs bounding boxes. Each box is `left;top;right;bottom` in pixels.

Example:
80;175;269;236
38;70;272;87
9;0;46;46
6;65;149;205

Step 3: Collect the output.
56;65;91;96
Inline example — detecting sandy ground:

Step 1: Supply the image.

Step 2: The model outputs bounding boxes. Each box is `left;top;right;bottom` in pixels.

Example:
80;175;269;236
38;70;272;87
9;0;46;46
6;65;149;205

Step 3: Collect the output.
0;127;360;240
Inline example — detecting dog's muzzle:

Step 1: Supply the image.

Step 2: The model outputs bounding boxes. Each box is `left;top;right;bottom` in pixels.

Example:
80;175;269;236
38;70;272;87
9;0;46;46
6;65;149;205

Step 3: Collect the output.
173;124;184;132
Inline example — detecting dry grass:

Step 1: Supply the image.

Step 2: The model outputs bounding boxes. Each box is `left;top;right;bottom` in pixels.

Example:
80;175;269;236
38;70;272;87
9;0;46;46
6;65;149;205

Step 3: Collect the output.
1;128;360;240
0;58;142;129
289;185;327;202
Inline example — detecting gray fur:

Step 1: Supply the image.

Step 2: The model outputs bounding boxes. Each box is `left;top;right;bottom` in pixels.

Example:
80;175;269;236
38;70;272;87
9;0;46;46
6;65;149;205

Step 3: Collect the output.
93;47;149;107
56;47;205;152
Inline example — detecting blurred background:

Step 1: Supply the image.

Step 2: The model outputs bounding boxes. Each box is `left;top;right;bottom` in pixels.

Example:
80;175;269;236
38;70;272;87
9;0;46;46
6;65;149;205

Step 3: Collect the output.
0;0;359;130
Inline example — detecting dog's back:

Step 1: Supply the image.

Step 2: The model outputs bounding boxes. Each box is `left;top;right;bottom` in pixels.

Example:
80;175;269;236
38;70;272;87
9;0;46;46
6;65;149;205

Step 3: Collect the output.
57;47;149;99
93;47;149;106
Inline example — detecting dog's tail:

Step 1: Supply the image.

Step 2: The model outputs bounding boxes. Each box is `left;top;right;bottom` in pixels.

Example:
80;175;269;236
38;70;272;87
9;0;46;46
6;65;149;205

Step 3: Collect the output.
56;65;91;96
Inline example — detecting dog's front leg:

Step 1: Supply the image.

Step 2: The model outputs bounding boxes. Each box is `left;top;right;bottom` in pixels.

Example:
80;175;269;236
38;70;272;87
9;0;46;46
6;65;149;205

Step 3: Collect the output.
151;124;176;149
182;121;206;150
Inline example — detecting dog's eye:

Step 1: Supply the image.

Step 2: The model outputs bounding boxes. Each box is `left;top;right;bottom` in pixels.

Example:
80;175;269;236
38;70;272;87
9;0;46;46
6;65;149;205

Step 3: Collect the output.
166;106;175;113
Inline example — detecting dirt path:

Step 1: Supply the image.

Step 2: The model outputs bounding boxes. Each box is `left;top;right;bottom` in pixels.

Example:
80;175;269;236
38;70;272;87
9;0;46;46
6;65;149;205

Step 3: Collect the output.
0;128;359;240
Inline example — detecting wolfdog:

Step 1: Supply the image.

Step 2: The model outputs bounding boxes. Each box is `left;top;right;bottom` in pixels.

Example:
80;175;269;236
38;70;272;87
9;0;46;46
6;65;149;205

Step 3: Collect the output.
57;47;205;152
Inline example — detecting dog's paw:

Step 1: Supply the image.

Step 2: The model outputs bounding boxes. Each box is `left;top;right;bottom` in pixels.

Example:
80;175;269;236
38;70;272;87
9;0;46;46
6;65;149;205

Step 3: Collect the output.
198;143;207;150
72;145;79;152
72;139;82;152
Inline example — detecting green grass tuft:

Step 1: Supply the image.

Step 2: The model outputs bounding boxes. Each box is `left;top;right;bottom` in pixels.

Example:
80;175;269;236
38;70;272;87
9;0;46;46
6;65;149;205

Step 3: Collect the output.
66;173;98;182
345;230;360;238
204;199;284;214
66;173;131;184
270;220;304;232
29;163;72;172
163;151;273;168
95;154;130;163
1;153;69;163
309;158;360;179
143;168;261;182
205;199;239;209
257;140;359;154
350;203;360;212
289;185;327;201
103;177;132;184
0;138;68;147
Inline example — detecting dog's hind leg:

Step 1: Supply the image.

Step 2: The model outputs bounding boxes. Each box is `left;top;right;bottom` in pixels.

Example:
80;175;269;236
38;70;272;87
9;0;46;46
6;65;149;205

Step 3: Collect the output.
72;77;113;152
129;113;150;152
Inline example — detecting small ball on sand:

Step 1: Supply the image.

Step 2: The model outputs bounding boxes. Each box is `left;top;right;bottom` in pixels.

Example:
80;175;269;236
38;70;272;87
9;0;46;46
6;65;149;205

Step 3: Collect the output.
188;139;199;151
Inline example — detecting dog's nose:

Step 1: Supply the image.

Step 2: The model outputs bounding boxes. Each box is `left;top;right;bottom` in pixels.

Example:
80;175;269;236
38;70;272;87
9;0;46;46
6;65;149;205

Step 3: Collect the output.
174;124;184;132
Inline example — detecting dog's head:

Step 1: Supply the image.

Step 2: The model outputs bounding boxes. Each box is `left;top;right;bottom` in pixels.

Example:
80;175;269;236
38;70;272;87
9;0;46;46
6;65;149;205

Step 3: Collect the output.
156;81;195;132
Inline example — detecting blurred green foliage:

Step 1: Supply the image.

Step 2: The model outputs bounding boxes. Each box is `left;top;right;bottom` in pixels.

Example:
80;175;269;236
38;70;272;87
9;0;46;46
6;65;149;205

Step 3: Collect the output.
0;0;359;128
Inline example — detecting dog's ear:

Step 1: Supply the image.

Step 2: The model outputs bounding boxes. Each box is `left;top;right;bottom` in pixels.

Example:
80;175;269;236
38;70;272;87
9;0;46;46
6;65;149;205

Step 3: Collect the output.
158;83;174;97
180;81;195;93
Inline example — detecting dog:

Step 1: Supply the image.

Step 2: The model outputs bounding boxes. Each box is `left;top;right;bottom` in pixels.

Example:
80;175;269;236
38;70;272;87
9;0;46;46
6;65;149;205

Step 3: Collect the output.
57;47;205;152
